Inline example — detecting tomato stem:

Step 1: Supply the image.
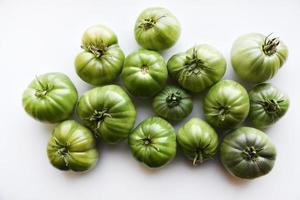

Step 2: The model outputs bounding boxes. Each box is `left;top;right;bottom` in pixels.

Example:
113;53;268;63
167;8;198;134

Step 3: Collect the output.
166;91;182;107
263;33;280;56
184;48;212;76
242;146;264;161
192;152;203;166
255;99;282;114
138;15;165;30
83;43;107;57
88;110;112;130
35;76;51;98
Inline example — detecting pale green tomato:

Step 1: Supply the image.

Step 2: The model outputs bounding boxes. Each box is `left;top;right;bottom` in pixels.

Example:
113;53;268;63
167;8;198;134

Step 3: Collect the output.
231;33;288;83
177;118;218;166
75;25;124;85
47;120;99;172
22;72;78;123
168;44;226;93
134;7;181;51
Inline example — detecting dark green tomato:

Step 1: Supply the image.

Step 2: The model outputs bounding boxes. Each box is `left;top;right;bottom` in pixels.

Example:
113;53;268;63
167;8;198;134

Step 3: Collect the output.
231;33;288;83
152;86;193;121
168;44;226;93
75;25;125;85
203;80;250;130
134;7;181;51
129;117;176;168
47;120;99;172
22;72;78;123
76;85;136;144
121;49;168;97
177;118;218;166
220;127;276;179
249;83;289;129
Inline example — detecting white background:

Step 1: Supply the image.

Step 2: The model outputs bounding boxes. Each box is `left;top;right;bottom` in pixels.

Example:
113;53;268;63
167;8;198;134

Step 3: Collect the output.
0;0;299;199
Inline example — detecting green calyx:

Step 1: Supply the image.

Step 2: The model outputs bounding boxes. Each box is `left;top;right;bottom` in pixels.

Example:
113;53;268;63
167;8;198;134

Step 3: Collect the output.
185;48;211;76
88;109;112;130
166;91;182;107
138;15;165;30
83;42;107;57
54;138;70;166
216;106;231;121
242;146;263;161
262;33;280;56
256;99;283;114
35;76;52;98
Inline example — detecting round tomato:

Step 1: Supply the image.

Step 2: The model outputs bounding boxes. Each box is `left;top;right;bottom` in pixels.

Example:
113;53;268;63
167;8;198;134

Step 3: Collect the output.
128;117;176;168
134;7;181;51
249;83;289;129
203;80;250;130
152;86;193;121
220;127;276;179
47;120;99;172
22;72;78;123
177;118;218;166
75;25;125;85
121;49;168;97
167;44;226;93
76;85;136;144
231;33;288;83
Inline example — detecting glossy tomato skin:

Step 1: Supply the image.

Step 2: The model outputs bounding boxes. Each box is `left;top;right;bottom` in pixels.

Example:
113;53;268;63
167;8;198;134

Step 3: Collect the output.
177;118;218;166
249;83;289;129
152;86;193;121
168;44;226;93
220;127;276;179
203;80;250;130
76;85;136;144
22;72;78;123
121;49;168;97
231;33;288;83
134;7;180;51
47;120;99;172
75;25;125;85
129;117;176;168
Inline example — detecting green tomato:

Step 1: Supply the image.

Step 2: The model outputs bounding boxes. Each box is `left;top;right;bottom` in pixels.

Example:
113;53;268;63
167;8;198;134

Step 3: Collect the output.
47;120;99;172
152;86;193;121
220;127;276;179
231;33;288;83
121;49;168;97
203;80;250;130
75;25;125;85
167;44;226;93
128;117;176;168
134;7;181;51
76;85;136;144
177;118;218;166
22;72;78;123
249;83;289;129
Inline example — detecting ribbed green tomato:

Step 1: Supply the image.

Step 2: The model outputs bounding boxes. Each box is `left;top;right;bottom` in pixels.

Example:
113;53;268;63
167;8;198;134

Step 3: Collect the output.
203;80;250;130
249;83;289;129
134;7;180;51
121;49;168;97
177;118;218;166
167;44;226;93
75;25;125;85
231;33;288;83
220;127;276;179
128;117;176;168
152;86;193;121
76;85;136;144
22;72;78;123
47;120;99;172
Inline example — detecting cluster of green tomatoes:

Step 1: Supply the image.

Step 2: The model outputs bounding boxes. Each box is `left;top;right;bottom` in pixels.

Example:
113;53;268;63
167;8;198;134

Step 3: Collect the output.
22;7;289;180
